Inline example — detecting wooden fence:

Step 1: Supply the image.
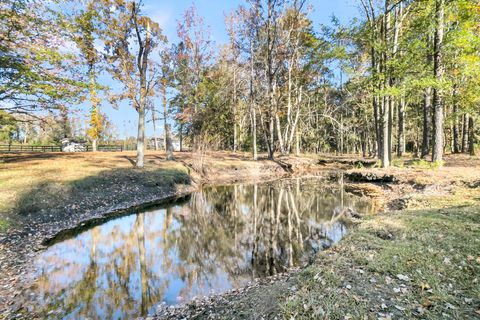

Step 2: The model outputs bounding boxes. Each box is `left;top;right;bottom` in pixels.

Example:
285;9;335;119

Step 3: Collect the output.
0;144;138;153
0;145;62;153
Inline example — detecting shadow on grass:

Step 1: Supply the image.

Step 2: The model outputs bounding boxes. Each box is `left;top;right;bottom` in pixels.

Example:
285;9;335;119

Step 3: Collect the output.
0;152;87;164
15;167;191;218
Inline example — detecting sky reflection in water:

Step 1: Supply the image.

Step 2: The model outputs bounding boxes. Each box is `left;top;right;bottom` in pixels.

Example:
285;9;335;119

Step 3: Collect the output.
29;178;375;319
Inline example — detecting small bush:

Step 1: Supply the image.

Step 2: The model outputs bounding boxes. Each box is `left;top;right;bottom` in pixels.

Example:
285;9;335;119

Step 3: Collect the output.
409;159;444;169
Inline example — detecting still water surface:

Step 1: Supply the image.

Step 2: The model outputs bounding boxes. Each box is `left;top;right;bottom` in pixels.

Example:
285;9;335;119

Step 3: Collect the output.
29;178;375;319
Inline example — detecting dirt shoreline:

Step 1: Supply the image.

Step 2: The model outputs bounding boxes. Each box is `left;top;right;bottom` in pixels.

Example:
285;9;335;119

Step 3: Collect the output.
1;152;479;319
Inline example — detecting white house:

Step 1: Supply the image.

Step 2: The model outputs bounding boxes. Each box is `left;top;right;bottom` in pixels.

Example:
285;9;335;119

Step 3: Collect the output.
61;138;86;152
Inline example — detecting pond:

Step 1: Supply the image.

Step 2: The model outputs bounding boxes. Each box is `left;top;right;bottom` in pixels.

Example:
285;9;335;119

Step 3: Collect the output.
26;177;376;319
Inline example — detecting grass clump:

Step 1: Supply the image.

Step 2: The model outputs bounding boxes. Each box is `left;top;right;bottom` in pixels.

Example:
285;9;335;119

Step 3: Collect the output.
0;218;9;232
392;158;405;168
409;159;444;169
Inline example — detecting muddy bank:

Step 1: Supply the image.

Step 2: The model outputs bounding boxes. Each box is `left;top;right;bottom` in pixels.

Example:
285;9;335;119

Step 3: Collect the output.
155;270;300;319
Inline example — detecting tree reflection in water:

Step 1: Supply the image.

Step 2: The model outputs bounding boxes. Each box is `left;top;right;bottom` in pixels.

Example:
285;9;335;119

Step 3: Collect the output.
28;178;375;319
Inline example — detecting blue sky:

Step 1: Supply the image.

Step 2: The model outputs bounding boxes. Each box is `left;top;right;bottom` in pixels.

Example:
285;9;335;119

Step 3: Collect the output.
94;0;359;139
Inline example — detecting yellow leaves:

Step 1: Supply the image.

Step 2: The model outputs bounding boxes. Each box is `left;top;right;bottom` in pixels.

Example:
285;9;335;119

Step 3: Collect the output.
137;16;161;34
87;105;104;140
419;282;430;292
466;255;480;264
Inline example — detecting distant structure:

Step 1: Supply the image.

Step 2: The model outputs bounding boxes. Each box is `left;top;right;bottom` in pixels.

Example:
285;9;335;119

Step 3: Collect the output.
61;138;86;152
148;135;181;151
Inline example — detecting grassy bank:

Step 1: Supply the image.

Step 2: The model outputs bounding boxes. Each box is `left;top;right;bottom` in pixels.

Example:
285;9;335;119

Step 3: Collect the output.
281;185;480;320
0;152;190;232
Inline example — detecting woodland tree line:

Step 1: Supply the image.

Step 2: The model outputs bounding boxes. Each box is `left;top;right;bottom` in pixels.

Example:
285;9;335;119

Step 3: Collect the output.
1;0;479;167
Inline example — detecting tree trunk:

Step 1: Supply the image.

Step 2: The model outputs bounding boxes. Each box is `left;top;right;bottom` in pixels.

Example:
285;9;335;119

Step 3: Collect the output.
136;103;145;168
452;86;460;153
388;98;393;162
267;109;275;159
397;96;405;157
286;89;302;154
361;131;367;158
233;68;238;152
165;124;174;160
275;113;286;155
361;0;380;158
266;0;275;160
462;113;469;153
162;79;168;152
249;42;257;161
151;105;159;151
421;87;432;158
372;81;380;157
469;116;476;156
381;97;390;168
92;139;98;153
380;3;390;168
88;62;100;153
23;125;28;144
340;113;344;155
136;19;151;168
252;107;258;160
432;0;445;163
179;123;184;152
295;128;300;156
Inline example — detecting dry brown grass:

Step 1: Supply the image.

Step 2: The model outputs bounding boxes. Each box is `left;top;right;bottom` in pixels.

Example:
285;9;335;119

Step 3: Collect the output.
348;153;480;186
0;151;297;216
0;152;186;215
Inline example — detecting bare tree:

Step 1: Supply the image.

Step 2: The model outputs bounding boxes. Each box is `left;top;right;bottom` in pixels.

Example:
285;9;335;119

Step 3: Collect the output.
102;0;165;168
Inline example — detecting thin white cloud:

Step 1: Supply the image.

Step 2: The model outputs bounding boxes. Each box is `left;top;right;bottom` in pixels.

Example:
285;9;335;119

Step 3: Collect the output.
150;9;172;29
